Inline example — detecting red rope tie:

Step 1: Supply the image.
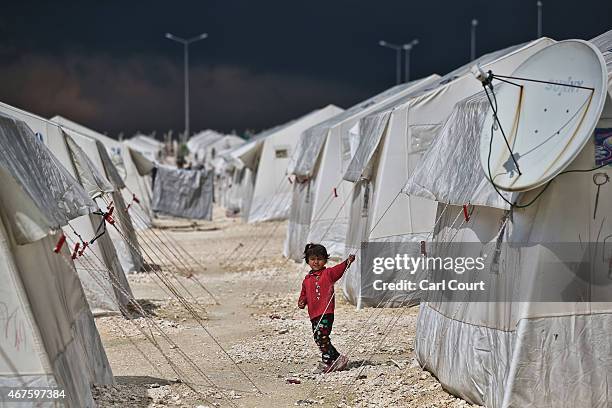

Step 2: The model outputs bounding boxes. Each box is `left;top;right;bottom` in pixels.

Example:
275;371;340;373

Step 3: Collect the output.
104;212;116;225
125;194;139;212
333;187;338;198
463;204;471;222
71;242;81;260
78;242;89;257
420;240;427;256
53;234;66;253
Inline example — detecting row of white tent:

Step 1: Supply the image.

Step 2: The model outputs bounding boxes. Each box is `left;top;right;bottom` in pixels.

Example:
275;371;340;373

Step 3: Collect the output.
216;30;612;407
0;102;164;405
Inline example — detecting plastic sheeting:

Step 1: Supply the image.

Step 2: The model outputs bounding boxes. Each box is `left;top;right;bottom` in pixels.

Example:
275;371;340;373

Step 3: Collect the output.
0;113;96;244
403;93;513;209
152;165;214;220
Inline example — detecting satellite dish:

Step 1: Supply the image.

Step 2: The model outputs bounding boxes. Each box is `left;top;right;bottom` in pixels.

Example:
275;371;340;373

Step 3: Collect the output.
479;40;608;192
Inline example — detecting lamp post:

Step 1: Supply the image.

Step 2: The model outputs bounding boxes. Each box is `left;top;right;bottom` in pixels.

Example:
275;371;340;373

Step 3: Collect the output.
402;39;419;82
379;40;403;85
470;19;478;61
537;1;543;38
165;32;208;142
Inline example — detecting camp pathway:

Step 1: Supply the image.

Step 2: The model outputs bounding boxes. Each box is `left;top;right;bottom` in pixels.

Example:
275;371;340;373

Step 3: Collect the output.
94;215;479;407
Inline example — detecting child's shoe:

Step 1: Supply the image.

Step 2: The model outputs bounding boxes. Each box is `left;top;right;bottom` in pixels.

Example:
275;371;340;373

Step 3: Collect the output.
334;354;349;371
324;355;349;373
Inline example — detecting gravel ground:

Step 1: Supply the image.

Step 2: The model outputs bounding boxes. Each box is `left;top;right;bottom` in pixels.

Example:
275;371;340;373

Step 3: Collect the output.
92;207;480;407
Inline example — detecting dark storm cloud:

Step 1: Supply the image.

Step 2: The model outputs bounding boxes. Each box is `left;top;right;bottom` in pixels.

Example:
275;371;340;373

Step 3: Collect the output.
0;0;610;137
0;52;365;135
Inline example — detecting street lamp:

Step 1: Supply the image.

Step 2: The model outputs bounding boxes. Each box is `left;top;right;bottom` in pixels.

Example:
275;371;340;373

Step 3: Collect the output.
470;19;478;61
537;1;543;38
402;39;419;82
165;32;208;142
379;40;402;85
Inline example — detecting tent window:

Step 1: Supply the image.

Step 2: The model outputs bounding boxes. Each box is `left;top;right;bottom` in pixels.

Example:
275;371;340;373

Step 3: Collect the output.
275;148;289;158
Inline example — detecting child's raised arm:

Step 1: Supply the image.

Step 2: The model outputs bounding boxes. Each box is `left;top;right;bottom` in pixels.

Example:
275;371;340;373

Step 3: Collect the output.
327;255;355;283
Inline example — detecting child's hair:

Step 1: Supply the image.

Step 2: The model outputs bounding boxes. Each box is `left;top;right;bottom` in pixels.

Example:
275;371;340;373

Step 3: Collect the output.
303;243;329;262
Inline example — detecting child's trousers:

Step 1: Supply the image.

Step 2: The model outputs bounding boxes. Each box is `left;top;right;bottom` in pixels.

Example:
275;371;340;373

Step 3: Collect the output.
310;313;340;365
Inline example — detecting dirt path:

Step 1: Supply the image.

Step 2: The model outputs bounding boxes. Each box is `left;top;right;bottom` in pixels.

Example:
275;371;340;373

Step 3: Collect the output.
93;211;477;407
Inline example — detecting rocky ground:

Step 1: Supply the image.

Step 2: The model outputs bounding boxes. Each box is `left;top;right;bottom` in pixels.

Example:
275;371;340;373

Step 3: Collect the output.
93;208;479;407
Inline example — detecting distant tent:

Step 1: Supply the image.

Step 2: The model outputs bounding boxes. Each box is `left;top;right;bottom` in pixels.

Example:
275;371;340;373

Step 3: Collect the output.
0;102;133;315
401;32;612;407
126;134;164;161
341;37;554;307
284;76;440;261
0;112;113;406
187;129;224;164
238;105;344;223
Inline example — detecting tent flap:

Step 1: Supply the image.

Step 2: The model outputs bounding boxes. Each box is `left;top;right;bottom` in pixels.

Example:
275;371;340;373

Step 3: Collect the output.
0;114;96;241
343;111;391;182
403;92;512;209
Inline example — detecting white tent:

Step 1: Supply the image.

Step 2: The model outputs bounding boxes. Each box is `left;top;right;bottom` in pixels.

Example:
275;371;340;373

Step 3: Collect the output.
186;129;224;164
62;127;144;273
126;134;164;161
241;105;344;223
51;115;156;228
341;37;554;307
284;76;440;261
402;33;612;407
0;112;114;406
0;102;133;315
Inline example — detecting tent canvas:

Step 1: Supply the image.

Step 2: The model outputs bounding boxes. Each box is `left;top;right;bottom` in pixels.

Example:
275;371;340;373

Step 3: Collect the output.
284;75;441;261
341;37;555;307
50;115;156;228
0;102;133;315
0;112;113;407
402;32;612;407
246;105;344;223
63;127;144;274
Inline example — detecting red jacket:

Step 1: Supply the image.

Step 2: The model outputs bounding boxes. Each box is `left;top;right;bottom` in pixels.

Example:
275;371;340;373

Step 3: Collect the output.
299;260;348;320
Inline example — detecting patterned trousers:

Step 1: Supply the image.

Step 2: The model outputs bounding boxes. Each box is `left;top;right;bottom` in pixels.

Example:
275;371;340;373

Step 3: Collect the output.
311;314;340;365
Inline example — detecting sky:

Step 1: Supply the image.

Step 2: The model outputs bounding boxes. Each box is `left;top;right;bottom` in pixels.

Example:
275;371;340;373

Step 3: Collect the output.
0;0;611;138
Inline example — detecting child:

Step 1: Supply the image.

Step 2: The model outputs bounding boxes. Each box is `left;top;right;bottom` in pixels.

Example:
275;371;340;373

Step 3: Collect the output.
298;243;355;373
